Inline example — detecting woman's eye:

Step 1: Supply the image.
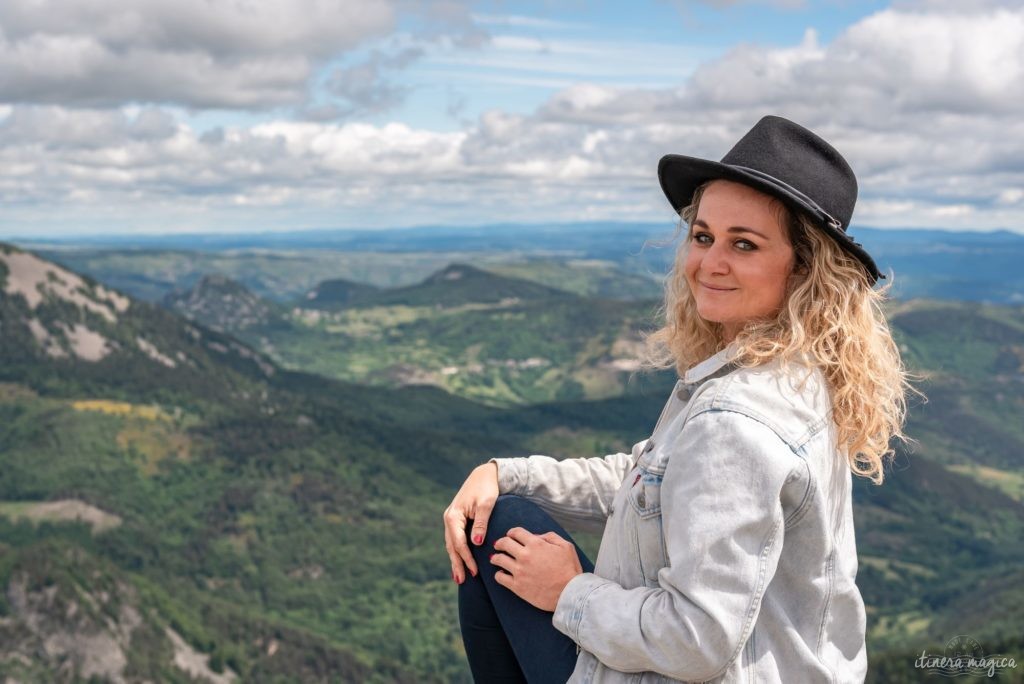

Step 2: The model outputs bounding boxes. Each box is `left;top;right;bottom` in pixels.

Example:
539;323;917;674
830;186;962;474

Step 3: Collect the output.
693;232;712;244
736;240;757;251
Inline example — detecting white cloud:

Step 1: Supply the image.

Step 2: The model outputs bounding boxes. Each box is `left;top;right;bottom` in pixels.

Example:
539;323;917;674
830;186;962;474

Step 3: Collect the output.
892;0;1020;10
0;0;481;110
0;0;393;57
516;4;1024;228
2;2;1024;234
931;204;974;218
471;14;589;30
668;0;807;9
998;189;1024;205
426;35;708;85
321;46;425;118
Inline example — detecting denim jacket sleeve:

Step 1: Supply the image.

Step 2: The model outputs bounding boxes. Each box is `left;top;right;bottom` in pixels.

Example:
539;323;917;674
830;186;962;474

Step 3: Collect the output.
488;441;645;533
552;409;807;681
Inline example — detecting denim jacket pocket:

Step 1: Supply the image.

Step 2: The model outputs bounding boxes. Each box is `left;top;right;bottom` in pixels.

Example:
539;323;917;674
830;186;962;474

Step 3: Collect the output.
627;458;669;587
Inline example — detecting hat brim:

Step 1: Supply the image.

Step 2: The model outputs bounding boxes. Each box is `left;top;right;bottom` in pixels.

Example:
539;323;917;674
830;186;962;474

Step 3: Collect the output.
658;154;882;284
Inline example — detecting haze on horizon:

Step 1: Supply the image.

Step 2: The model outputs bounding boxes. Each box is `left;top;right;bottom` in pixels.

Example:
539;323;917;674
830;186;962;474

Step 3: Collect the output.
0;0;1022;238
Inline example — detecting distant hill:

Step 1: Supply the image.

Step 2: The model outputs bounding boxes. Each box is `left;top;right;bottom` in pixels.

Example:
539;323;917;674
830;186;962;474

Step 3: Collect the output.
302;276;380;309
485;258;664;300
164;274;289;332
329;262;578;309
0;243;276;398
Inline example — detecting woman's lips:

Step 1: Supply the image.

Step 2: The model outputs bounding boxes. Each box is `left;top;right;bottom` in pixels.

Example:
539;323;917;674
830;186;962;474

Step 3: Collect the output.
700;282;737;291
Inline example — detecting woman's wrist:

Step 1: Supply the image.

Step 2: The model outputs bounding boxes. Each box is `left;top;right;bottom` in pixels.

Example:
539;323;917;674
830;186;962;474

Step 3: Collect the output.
484;459;502;492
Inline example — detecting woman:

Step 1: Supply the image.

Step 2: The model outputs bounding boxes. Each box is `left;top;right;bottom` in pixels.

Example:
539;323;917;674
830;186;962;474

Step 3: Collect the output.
443;115;917;683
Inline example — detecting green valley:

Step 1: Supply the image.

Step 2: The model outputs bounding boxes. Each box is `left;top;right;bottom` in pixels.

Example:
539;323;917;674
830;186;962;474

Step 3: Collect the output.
164;263;668;407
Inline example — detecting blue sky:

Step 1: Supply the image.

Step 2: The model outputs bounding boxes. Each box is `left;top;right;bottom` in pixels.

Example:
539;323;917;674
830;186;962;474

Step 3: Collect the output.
0;0;1021;237
385;2;887;130
187;1;892;133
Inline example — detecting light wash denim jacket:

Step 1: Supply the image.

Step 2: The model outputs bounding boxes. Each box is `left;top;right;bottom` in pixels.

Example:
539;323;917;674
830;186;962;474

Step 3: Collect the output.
492;343;867;683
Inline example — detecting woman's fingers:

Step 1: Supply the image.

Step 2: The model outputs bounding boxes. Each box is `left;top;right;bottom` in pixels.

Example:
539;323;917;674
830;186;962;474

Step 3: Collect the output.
443;463;500;583
443;506;479;581
493;531;527;558
469;497;494;546
490;550;514;574
442;511;465;583
540;531;569;546
504;526;536;546
490;550;518;593
492;565;513;590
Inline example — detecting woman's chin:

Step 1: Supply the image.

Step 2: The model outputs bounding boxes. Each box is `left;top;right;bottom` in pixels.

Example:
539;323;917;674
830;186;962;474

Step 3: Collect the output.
695;309;728;327
696;313;743;340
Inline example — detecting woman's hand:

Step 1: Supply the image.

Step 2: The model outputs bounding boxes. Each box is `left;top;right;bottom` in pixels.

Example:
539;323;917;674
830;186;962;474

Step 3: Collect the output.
443;462;500;584
490;528;584;612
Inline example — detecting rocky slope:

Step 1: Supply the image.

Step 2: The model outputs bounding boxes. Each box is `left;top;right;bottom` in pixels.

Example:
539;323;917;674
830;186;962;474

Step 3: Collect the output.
163;274;286;332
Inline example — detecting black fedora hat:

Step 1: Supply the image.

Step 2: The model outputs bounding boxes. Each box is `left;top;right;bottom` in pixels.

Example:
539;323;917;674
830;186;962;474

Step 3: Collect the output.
658;115;883;284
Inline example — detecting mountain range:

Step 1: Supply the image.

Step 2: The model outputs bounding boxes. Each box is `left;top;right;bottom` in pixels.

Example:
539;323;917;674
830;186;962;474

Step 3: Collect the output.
2;242;1023;682
32;222;1024;305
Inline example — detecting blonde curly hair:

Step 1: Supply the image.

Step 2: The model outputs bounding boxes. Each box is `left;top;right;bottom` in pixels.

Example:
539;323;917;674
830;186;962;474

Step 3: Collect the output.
643;182;922;484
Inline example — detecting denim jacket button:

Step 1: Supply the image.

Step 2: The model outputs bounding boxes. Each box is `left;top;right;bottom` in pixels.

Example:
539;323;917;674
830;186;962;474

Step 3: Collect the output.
637;492;646;508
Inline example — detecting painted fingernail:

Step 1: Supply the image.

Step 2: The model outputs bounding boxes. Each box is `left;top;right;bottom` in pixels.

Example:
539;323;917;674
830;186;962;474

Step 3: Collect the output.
488;553;494;560
472;534;483;545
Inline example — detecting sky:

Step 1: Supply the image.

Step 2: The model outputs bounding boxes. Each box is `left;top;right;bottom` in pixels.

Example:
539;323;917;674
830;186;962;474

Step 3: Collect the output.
0;0;1022;237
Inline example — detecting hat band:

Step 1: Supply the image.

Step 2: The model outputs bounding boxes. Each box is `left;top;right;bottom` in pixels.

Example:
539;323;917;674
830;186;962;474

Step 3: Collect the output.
730;165;844;233
731;164;882;282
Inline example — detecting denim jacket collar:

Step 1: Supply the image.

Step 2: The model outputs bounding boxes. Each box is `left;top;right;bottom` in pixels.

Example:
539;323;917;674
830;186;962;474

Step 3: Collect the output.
683;341;741;385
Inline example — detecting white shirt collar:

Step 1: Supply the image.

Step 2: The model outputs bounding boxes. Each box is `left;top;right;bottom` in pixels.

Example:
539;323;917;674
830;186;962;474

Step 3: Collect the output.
682;340;742;385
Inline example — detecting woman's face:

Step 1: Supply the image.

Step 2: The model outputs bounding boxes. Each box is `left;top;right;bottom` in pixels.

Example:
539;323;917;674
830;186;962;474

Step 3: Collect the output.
683;180;796;342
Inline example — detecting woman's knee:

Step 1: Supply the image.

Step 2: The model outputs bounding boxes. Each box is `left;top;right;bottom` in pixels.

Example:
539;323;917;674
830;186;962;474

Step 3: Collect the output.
463;495;539;537
489;495;545;534
463;496;553;560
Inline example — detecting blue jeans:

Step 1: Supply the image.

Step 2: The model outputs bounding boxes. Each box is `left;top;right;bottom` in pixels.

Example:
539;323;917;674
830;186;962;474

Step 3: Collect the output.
458;495;596;684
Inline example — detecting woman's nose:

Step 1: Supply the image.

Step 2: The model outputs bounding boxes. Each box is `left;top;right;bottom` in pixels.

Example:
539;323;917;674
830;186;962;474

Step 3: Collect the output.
701;240;730;275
